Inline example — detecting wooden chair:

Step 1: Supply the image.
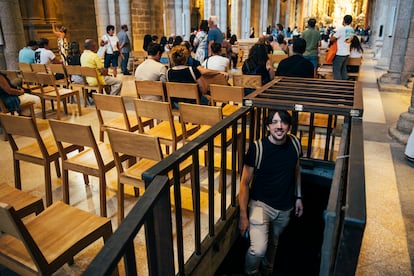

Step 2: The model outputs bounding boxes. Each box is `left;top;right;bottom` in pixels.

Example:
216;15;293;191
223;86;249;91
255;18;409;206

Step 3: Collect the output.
165;82;201;116
36;72;82;120
20;71;44;95
106;128;193;224
210;84;244;116
232;74;262;89
65;65;88;105
48;119;120;217
31;63;48;73
18;63;32;73
347;57;362;80
0;201;113;275
0;182;44;218
0;114;80;207
80;66;110;106
179;103;242;185
268;54;289;71
0;96;35;141
48;63;69;88
0;70;21;85
134;80;166;101
92;93;152;142
133;99;198;153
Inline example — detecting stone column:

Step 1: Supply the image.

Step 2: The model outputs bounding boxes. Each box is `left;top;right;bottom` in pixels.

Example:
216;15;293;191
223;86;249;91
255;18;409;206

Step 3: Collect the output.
0;0;25;70
119;0;131;37
231;0;241;38
241;0;251;39
260;0;268;35
388;0;414;144
43;0;58;23
164;0;176;38
378;0;414;86
94;0;109;39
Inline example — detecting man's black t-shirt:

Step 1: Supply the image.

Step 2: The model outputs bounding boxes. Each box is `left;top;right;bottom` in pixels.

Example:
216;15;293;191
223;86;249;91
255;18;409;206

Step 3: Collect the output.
244;136;299;210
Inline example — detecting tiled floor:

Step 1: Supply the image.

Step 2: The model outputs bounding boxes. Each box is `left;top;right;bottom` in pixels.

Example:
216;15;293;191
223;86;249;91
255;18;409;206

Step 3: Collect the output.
1;47;414;275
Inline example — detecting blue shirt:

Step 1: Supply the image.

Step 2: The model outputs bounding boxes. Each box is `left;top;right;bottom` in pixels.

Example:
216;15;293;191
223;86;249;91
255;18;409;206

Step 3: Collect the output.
18;47;35;64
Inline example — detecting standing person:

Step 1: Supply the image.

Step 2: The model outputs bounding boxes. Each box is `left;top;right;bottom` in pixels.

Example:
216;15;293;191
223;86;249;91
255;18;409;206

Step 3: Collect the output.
51;23;68;64
207;15;223;58
18;40;38;64
100;25;120;77
331;15;354;80
239;109;303;275
81;39;122;96
118;24;132;75
301;18;321;69
34;38;61;64
193;20;209;63
276;38;315;78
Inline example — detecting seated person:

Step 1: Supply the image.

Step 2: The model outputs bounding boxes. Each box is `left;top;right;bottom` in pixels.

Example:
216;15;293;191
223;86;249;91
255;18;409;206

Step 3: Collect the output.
180;40;201;67
135;42;167;101
202;42;230;72
0;72;40;115
276;38;315;78
167;45;208;106
80;38;122;96
242;43;275;95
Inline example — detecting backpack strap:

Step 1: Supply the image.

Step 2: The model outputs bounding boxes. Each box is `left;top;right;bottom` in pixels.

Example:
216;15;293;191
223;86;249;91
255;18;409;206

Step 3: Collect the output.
254;139;263;169
288;133;301;158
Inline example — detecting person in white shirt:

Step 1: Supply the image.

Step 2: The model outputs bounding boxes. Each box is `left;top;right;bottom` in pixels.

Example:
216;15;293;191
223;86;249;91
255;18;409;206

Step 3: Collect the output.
134;42;167;101
201;42;229;72
100;25;121;77
34;38;61;65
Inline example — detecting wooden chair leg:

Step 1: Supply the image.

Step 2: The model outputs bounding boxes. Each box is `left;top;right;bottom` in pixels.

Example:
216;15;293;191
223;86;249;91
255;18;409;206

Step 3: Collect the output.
14;159;21;190
99;174;107;217
76;93;82;116
118;182;124;225
63;169;70;204
44;163;53;206
54;159;61;178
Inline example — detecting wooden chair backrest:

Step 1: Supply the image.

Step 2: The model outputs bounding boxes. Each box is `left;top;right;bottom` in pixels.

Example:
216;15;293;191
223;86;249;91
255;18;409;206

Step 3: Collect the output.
233;74;262;89
49;119;99;154
92;93;132;130
0;114;47;155
0;202;49;270
166;82;200;104
19;63;32;72
31;63;48;73
65;65;82;76
347;57;362;66
179;102;222;126
0;70;20;83
36;72;57;87
210;84;244;105
268;54;288;69
21;71;39;84
80;66;99;79
48;63;67;75
0;97;8;113
134;98;174;126
107;128;163;162
134;80;166;101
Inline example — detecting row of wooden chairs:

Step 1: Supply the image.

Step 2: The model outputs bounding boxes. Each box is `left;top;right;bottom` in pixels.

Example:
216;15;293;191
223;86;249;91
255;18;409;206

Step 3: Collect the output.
0;182;113;275
0;98;236;222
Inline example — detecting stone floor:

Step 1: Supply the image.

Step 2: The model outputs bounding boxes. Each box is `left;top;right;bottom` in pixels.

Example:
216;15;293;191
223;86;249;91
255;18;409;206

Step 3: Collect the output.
1;47;414;275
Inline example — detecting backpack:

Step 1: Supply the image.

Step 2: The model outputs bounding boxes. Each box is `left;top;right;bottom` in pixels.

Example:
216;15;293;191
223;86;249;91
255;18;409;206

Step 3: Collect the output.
253;134;301;169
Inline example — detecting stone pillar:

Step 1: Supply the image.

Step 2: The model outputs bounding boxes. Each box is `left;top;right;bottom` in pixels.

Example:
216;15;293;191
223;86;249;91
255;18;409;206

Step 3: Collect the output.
231;0;241;38
389;86;414;144
260;0;268;35
164;0;176;38
119;0;131;34
43;0;58;23
378;0;414;86
241;0;251;39
0;0;25;70
174;0;191;39
94;0;109;39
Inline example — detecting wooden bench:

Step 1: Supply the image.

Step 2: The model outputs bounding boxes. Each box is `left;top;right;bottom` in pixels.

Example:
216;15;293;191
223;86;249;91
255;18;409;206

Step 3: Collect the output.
317;57;362;80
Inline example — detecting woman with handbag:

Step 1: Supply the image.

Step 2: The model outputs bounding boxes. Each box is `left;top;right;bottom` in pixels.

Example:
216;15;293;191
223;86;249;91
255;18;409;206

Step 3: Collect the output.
100;25;121;77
